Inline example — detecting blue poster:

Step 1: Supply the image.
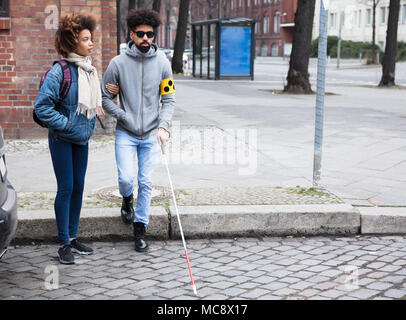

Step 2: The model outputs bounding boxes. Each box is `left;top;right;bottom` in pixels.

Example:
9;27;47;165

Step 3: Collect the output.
220;26;251;75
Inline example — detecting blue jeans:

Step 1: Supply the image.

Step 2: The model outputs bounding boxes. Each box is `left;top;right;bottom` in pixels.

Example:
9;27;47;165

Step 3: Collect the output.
49;135;88;246
115;130;159;225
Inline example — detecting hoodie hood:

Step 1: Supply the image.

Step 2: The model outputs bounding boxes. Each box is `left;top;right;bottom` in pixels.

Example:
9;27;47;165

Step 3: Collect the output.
126;40;158;58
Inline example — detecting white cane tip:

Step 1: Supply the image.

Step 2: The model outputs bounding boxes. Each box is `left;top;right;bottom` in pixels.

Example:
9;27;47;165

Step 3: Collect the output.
193;285;198;296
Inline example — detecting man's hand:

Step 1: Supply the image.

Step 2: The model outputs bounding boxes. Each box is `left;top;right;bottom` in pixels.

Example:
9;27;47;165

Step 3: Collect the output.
157;128;169;146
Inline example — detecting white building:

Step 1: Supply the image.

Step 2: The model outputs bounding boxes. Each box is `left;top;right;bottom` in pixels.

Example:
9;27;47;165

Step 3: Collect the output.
313;0;406;50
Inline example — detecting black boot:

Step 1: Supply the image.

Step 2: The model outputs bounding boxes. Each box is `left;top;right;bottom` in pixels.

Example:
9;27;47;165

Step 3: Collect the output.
121;194;134;224
133;222;149;252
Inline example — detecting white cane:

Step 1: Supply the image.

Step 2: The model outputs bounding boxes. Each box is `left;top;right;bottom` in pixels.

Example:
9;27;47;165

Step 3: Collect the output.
160;143;198;296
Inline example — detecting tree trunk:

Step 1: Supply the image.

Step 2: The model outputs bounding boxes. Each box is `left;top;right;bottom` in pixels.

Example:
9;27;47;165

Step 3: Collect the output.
171;0;190;73
379;0;400;86
372;1;377;63
126;0;137;42
152;0;161;13
284;0;316;94
152;0;161;44
137;0;145;8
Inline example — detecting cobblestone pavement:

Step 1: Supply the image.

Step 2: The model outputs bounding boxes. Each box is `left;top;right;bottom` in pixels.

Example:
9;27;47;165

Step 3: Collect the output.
1;235;406;300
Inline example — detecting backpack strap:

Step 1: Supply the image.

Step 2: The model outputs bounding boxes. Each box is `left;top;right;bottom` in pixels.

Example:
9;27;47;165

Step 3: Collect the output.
53;60;72;101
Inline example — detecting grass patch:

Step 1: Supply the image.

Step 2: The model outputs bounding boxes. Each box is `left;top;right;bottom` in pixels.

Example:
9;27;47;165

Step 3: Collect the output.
288;186;331;198
358;84;406;90
259;89;339;96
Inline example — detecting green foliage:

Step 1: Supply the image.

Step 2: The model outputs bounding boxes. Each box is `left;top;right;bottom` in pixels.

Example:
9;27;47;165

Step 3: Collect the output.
397;42;406;61
310;37;387;60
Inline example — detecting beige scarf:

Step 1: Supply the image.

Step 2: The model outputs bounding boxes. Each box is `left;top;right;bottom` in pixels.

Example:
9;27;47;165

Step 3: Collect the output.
65;53;101;119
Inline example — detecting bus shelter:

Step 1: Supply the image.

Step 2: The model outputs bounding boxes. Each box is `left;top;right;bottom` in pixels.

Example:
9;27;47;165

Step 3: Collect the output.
192;17;255;80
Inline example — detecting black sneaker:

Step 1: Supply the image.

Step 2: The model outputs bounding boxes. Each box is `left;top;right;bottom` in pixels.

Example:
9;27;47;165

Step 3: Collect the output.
70;239;94;255
58;245;75;264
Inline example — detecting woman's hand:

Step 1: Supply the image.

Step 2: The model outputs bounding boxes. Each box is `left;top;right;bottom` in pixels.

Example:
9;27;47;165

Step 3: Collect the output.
96;107;105;116
106;83;119;95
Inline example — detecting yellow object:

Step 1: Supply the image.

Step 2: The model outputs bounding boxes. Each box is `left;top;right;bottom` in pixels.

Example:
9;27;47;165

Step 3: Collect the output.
160;78;175;95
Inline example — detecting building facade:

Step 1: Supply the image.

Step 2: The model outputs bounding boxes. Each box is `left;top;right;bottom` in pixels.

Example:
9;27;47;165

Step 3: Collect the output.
0;0;117;139
190;0;297;57
313;0;406;49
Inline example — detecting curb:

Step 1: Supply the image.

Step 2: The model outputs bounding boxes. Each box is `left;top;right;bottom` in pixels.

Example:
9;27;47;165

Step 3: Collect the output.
14;204;362;243
359;207;406;234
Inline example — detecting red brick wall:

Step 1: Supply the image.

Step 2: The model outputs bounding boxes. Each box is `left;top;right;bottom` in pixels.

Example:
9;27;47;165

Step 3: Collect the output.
0;0;117;139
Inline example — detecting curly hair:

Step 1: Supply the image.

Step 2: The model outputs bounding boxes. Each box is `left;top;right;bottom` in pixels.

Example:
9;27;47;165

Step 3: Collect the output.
126;8;161;32
55;12;97;57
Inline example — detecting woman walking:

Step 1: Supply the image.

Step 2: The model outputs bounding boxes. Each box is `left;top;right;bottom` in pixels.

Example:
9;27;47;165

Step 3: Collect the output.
34;12;113;264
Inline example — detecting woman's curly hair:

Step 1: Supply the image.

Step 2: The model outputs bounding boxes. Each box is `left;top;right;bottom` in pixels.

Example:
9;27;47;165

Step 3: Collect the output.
55;12;97;57
126;8;161;32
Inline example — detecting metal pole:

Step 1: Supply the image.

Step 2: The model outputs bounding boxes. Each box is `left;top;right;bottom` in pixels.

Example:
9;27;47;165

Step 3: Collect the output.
218;0;222;19
313;0;329;186
337;12;343;69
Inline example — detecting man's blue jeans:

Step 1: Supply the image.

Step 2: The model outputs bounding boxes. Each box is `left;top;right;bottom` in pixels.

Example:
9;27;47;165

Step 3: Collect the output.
115;130;159;225
48;135;88;246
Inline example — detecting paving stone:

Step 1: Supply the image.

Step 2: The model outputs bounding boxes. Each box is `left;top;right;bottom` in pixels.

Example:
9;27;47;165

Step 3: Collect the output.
208;281;235;290
289;281;314;290
383;289;406;299
366;282;393;291
348;288;380;299
223;287;247;297
320;289;346;299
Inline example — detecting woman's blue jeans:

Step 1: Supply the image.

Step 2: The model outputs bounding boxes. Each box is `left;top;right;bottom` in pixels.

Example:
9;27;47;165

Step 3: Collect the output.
115;130;159;226
49;135;88;246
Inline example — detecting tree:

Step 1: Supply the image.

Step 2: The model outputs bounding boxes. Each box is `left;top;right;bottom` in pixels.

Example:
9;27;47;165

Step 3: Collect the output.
126;0;137;42
152;0;161;13
363;0;381;63
379;0;400;86
283;0;316;94
171;0;190;73
371;0;380;63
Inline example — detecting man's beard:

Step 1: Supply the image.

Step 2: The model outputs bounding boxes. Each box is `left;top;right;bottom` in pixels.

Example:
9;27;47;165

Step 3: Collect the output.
136;41;151;53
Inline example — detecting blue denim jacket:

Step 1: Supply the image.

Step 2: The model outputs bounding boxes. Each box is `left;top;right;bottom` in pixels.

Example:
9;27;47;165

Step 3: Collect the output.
34;61;96;145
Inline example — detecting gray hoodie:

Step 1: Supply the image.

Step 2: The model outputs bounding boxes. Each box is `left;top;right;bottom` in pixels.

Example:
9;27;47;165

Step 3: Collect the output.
101;41;175;138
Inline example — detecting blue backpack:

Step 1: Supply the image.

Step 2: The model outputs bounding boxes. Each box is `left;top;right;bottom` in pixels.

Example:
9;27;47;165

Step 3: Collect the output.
33;60;104;129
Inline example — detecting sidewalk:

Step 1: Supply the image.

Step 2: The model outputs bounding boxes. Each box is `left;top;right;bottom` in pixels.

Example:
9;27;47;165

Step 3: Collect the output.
6;72;406;243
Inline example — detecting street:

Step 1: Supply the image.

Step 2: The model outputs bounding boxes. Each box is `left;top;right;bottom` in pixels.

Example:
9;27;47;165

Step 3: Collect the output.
1;235;406;300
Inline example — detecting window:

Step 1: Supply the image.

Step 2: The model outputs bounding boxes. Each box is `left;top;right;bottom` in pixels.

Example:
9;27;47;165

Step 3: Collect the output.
263;16;269;34
358;9;362;27
380;6;386;24
239;0;242;8
403;4;406;23
231;0;234;10
273;12;280;33
366;8;371;25
247;0;250;8
329;12;336;29
255;17;260;34
0;0;9;17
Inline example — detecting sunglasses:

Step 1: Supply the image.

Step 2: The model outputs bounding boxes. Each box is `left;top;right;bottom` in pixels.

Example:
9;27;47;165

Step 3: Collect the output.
134;31;155;38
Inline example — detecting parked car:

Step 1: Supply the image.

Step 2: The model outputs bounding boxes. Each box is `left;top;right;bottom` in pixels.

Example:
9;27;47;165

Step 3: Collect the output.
0;126;17;260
